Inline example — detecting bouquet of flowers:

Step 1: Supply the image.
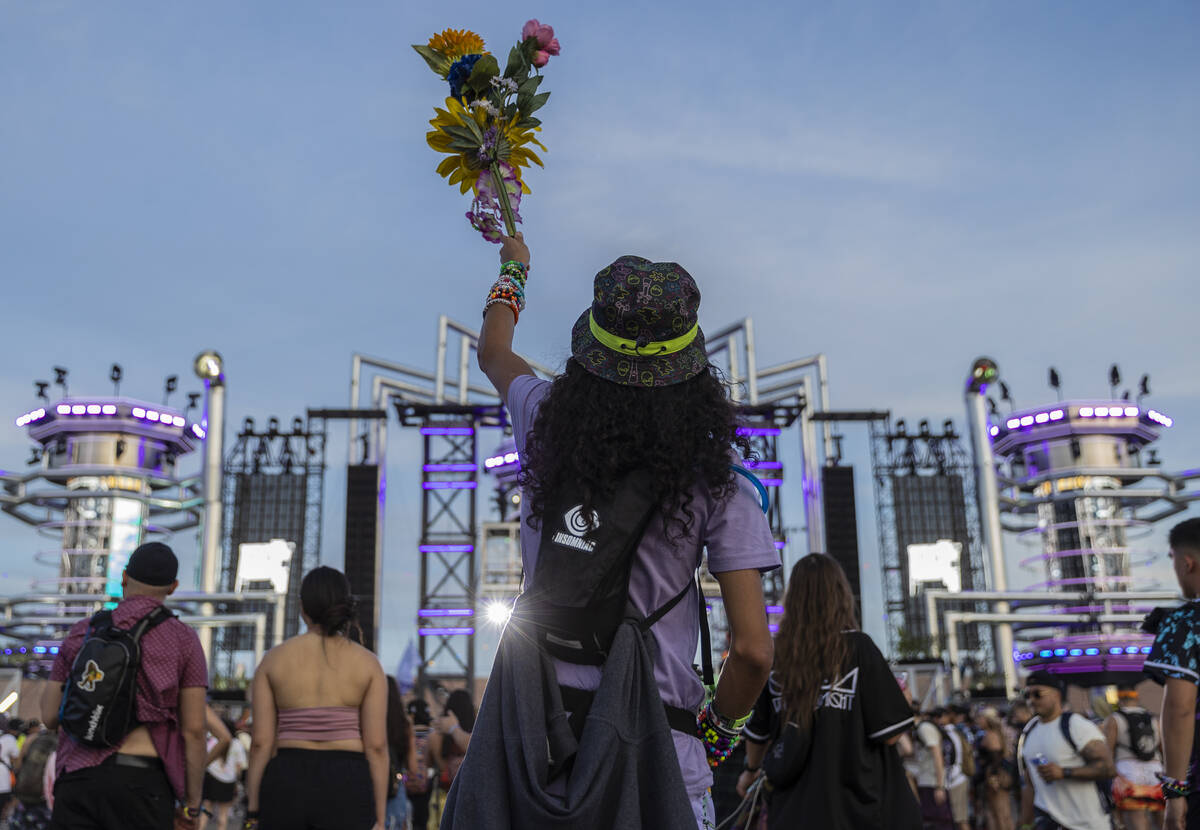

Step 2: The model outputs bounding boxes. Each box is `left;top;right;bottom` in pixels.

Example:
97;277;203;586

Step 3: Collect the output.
414;21;560;243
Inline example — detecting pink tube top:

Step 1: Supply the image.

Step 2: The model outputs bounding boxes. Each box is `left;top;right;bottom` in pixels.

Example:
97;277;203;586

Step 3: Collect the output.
276;706;362;742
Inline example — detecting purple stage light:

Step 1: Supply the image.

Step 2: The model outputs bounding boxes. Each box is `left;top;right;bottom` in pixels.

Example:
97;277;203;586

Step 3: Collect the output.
71;404;85;415
57;404;71;415
423;463;479;473
422;481;477;490
989;426;1000;436
1147;409;1174;427
1049;409;1065;421
768;624;779;634
421;426;474;436
1079;406;1094;417
774;540;786;550
1020;415;1034;427
86;404;101;415
743;460;783;470
1006;418;1020;429
757;479;784;487
418;626;475;636
1124;406;1139;417
419;544;474;553
765;605;783;614
102;404;117;415
132;407;146;418
738;427;781;437
191;424;207;439
417;608;474;617
1035;413;1049;424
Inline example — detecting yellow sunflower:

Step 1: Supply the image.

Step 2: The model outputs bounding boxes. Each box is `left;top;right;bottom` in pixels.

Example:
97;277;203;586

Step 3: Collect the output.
427;97;546;194
427;29;486;61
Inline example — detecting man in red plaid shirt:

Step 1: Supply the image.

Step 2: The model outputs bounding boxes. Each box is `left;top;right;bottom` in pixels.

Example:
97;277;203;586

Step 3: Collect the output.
40;542;209;830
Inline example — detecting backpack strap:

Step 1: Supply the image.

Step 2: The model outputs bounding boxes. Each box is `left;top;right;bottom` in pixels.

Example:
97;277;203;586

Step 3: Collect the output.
1058;711;1080;757
638;572;714;687
129;604;175;642
1016;715;1040;785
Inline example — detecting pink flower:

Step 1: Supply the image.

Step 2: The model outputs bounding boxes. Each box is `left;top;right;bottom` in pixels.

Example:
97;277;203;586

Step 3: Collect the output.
521;19;560;54
532;50;550;68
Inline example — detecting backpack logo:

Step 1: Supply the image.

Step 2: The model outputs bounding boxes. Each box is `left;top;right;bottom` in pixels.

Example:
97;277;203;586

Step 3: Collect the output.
77;660;105;692
552;506;598;553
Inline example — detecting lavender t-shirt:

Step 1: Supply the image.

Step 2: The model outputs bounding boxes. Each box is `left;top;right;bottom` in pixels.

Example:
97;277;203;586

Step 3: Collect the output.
508;375;781;800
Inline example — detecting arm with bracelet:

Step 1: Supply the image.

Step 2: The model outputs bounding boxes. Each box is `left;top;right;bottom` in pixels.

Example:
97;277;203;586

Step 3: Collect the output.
478;234;535;400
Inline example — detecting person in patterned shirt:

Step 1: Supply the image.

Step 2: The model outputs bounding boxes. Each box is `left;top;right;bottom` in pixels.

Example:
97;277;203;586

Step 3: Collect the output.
1144;517;1200;830
40;542;209;830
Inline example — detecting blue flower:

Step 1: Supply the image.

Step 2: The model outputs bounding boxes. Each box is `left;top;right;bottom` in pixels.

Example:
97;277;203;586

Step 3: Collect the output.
446;54;483;99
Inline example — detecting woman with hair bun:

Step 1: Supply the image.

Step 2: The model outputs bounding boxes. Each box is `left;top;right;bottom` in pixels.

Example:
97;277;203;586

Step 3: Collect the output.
245;566;388;830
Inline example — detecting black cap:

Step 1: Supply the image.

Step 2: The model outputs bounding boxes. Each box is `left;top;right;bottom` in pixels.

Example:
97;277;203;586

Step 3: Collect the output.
1025;669;1066;694
125;542;179;587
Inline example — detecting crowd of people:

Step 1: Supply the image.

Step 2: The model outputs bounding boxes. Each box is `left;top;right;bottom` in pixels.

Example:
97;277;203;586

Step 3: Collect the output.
12;234;1200;830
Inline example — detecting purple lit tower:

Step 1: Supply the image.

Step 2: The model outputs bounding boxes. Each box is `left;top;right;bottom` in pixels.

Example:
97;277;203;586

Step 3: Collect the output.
2;396;203;645
979;379;1192;684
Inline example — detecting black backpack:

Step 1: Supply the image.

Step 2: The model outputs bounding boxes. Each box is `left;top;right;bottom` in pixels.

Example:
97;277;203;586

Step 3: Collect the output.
58;605;174;748
937;724;958;768
1117;709;1158;762
13;731;56;805
518;470;679;665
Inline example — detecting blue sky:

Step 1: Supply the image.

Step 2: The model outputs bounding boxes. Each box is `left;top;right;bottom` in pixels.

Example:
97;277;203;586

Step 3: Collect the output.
2;1;1198;675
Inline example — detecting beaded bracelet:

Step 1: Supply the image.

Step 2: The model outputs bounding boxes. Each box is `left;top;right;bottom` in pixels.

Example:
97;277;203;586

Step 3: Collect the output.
697;700;751;768
484;261;529;323
1157;772;1191;799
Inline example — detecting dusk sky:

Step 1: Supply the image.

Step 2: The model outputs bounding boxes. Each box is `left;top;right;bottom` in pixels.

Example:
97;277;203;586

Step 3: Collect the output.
2;1;1197;676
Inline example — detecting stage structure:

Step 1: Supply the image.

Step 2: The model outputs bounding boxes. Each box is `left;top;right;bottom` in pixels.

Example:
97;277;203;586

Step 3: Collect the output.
870;418;990;669
211;415;327;679
926;358;1200;695
349;316;833;690
0;363;281;678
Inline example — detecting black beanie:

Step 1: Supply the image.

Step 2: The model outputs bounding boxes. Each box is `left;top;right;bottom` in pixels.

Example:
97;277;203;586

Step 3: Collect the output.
125;542;179;587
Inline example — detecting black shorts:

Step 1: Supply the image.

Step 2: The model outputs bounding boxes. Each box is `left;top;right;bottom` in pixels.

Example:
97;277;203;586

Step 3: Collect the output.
260;749;374;830
202;773;236;804
50;756;174;830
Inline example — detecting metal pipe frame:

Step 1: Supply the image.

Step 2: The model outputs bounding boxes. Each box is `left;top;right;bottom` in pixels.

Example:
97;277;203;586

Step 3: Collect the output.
197;367;226;664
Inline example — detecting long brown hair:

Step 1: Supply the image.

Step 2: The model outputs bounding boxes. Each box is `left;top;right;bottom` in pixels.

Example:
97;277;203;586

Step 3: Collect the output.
773;554;859;729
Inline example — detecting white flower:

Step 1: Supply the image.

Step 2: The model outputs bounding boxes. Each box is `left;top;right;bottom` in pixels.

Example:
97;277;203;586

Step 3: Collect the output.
470;99;500;117
489;76;518;95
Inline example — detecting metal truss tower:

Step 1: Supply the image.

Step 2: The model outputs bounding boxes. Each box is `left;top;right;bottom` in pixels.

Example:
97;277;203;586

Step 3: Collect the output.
212;415;326;681
870;417;991;671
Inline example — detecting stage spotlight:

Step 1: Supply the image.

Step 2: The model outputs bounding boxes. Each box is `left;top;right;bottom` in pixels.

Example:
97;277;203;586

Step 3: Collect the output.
1109;364;1121;396
111;364;123;395
1138;374;1150;402
484;601;513;627
292;417;304;435
193;351;224;382
187;393;201;412
509;490;522;507
895;419;907;436
918;419;930;436
164;375;178;404
942;419;955;436
268;417;280;436
242;417;256;435
999;382;1013;409
34;382;49;402
53;367;68;397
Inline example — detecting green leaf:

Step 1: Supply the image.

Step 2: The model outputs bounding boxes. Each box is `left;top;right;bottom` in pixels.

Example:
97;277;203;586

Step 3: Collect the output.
517;74;542;96
503;45;526;79
514;116;542;130
442;125;481;146
525;91;551;114
412;45;451;77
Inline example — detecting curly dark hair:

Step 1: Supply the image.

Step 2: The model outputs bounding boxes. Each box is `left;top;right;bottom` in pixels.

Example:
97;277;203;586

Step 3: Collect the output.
520;358;752;540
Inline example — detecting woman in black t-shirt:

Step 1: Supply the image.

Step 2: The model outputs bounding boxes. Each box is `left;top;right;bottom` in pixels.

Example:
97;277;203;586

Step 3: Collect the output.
738;554;922;829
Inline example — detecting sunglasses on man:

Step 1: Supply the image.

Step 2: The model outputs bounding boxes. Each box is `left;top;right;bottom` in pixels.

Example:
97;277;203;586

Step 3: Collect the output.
1023;689;1047;701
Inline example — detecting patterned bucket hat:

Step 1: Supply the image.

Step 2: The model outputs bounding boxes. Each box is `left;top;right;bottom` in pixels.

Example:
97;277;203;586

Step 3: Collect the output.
570;255;709;387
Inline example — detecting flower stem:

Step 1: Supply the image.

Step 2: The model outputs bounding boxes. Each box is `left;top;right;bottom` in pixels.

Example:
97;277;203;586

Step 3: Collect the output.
489;162;518;237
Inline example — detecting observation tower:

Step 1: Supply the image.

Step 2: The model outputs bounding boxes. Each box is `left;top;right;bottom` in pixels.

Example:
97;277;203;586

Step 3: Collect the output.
965;358;1198;687
1;381;205;654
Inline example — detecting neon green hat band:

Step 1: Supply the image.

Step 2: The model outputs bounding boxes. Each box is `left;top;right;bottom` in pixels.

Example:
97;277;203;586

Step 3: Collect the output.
588;312;699;357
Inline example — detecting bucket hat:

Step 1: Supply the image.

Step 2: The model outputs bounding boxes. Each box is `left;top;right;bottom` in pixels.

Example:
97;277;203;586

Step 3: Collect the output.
570;255;709;387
